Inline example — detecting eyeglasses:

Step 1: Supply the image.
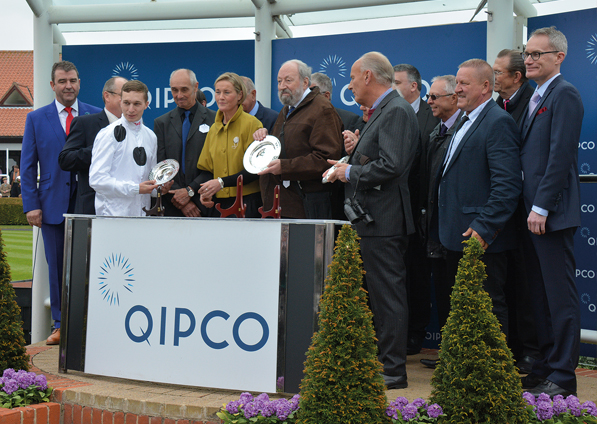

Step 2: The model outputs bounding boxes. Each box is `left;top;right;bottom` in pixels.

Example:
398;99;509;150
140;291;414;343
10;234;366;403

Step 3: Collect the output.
106;90;121;96
521;51;559;61
493;70;504;76
425;93;453;101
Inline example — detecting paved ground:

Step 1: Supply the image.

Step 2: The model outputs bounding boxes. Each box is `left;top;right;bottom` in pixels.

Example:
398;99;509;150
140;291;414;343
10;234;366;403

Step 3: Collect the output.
29;343;597;421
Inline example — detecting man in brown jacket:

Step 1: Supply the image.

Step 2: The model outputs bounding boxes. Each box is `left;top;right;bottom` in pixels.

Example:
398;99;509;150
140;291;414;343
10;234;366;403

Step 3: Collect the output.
254;59;343;218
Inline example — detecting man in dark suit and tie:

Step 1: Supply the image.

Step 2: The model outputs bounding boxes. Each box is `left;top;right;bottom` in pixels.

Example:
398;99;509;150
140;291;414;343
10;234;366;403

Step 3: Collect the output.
325;52;419;389
493;48;540;375
519;27;584;398
493;49;535;126
241;76;278;133
59;76;127;214
393;63;440;355
436;59;522;338
21;61;101;345
154;69;216;217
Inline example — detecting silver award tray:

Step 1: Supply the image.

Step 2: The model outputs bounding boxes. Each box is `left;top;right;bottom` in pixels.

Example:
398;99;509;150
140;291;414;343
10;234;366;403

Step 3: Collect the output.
243;135;282;174
148;159;179;184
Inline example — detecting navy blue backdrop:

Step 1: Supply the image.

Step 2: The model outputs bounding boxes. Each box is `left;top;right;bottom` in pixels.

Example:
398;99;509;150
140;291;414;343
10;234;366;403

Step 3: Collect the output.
64;8;596;354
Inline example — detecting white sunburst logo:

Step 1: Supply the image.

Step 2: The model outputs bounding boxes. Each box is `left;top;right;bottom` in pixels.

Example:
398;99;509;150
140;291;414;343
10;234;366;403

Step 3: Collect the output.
112;62;139;80
587;33;597;65
318;55;348;86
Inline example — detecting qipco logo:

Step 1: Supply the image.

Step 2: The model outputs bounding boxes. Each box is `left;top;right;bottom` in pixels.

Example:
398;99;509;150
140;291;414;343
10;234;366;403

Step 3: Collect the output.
576;269;596;279
580;227;595;246
582;204;595;213
578;141;596;150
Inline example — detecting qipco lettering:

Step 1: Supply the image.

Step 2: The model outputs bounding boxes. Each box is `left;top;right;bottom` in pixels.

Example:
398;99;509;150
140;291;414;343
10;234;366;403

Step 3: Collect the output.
581;204;595;213
578;141;595;150
124;306;269;352
576;269;596;279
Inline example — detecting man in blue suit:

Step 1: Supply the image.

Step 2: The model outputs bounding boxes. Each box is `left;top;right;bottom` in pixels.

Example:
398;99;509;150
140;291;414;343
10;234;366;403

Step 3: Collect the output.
21;61;101;345
519;27;584;398
241;76;278;133
435;59;522;336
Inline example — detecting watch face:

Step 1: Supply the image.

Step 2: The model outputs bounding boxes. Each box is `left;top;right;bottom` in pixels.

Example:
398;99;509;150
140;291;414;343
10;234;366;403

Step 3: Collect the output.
187;187;194;197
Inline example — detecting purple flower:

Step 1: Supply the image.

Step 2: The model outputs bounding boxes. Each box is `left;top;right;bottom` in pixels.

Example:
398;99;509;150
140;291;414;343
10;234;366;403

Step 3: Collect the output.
391;396;409;410
225;400;242;414
536;402;554;421
553;397;567;415
276;376;284;391
402;404;418;421
427;403;443;418
242;401;260;419
386;406;397;419
2;368;16;379
582;401;597;416
567;396;582;417
412;398;426;408
290;394;300;411
239;392;253;404
262;401;277;418
34;374;48;391
2;379;19;395
16;371;36;389
522;392;536;406
537;393;551;403
275;399;292;421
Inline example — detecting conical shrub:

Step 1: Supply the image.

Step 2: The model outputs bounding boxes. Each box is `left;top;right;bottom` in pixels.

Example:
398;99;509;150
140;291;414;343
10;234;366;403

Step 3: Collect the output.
0;230;29;371
297;224;388;424
429;237;529;424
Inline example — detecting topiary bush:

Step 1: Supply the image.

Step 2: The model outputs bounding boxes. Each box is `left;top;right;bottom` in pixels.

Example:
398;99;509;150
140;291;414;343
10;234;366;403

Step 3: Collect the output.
429;237;529;424
297;224;388;424
0;229;30;372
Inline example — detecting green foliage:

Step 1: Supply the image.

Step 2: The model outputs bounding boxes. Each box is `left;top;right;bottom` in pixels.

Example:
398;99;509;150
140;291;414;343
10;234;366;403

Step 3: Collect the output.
0;230;30;372
296;224;388;424
216;410;299;424
0;200;28;226
0;384;52;409
429;238;529;424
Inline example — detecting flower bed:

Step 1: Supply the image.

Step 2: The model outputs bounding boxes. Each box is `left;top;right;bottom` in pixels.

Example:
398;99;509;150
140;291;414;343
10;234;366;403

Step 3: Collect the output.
218;392;597;424
0;369;52;409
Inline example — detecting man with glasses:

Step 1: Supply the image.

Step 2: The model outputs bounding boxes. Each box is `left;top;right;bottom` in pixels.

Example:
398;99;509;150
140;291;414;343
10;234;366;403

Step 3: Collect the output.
519;27;584;398
60;76;127;214
419;75;461;369
393;63;440;356
493;49;534;126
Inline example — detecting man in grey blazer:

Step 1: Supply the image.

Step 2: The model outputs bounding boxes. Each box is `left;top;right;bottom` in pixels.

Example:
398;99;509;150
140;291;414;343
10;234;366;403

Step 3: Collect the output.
326;52;419;389
519;27;584;398
436;59;522;337
154;69;216;217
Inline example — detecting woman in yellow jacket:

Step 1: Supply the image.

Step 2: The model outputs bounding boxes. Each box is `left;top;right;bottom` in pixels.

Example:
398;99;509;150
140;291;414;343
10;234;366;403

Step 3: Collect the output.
197;72;263;217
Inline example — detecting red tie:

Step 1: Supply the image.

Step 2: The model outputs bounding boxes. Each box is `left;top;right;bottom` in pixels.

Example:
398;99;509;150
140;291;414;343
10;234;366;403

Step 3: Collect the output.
367;108;375;119
64;106;74;135
503;99;510;111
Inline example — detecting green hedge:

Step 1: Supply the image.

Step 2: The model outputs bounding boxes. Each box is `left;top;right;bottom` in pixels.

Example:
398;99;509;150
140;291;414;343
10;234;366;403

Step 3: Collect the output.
0;199;28;225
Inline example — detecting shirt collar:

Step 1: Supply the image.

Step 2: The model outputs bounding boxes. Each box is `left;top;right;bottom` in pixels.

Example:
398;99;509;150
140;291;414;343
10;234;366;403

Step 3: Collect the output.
464;97;493;122
249;101;259;116
104;107;119;124
410;96;421;114
442;109;461;129
505;86;521;102
293;87;311;109
55;99;79;114
535;72;561;97
371;88;394;111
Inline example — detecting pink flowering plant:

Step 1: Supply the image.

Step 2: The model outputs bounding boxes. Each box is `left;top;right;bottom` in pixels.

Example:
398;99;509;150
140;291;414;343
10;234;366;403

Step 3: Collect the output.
0;368;52;409
217;392;300;423
523;392;597;423
386;396;444;423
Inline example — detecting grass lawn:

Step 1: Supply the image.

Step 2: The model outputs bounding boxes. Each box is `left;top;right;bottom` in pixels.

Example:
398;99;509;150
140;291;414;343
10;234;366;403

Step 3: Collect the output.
1;225;33;281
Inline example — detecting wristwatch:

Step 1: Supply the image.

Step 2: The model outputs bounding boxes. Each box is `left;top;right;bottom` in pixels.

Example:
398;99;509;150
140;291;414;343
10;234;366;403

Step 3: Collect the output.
186;186;195;197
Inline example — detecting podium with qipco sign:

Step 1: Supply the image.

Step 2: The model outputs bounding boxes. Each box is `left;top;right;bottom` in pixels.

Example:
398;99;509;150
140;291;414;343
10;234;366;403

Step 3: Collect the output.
59;215;342;394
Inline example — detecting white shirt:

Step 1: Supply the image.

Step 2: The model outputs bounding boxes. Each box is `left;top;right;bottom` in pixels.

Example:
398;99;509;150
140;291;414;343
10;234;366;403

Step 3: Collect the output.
55;99;79;132
89;117;157;217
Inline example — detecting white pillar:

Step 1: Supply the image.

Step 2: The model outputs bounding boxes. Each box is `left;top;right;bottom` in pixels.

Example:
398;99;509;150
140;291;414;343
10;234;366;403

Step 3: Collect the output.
31;6;54;343
487;0;514;65
253;1;275;108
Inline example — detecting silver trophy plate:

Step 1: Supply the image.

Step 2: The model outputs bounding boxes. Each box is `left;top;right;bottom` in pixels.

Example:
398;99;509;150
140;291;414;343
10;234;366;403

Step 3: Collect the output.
322;156;349;183
148;159;179;185
243;135;282;174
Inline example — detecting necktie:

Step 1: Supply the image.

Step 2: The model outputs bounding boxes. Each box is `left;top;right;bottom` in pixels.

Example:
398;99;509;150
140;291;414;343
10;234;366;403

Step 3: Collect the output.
367;108;376;119
64;107;74;135
439;123;448;136
442;115;469;170
286;106;295;118
181;110;191;174
503;99;510;111
528;92;541;118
